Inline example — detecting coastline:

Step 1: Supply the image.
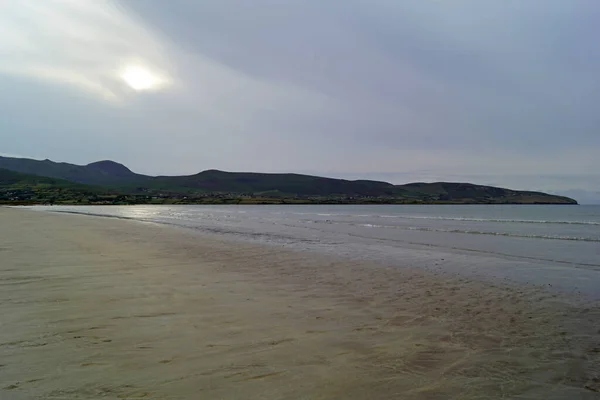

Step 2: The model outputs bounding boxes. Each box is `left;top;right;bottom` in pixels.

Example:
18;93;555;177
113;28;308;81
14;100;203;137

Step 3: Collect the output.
1;207;599;398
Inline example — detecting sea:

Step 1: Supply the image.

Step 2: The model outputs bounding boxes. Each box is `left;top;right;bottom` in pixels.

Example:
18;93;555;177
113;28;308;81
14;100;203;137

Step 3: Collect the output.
29;204;600;299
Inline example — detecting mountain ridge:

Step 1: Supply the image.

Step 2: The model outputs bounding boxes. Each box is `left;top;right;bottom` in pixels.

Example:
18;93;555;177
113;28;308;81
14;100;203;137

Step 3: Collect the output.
0;156;150;185
0;156;578;204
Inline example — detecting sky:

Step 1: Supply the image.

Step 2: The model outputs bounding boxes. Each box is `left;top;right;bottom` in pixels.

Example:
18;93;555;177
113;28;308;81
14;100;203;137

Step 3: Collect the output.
1;0;599;203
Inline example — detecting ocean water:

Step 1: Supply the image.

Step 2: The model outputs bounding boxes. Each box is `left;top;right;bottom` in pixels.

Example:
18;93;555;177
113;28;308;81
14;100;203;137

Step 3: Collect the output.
30;204;600;298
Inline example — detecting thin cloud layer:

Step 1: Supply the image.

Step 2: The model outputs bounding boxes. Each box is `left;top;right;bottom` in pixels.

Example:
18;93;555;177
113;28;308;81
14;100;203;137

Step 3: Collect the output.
1;0;599;202
0;0;172;101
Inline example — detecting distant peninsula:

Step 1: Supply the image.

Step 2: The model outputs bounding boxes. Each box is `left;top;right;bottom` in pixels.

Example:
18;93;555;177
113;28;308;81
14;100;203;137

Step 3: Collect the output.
0;156;577;205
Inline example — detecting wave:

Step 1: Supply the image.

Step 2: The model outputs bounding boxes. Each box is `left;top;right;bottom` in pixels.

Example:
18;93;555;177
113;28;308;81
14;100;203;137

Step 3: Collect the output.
44;207;599;243
291;211;600;226
378;215;600;226
356;223;600;242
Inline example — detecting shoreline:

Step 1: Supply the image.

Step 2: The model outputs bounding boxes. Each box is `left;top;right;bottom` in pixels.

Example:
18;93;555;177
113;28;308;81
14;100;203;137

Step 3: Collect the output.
21;205;600;301
1;207;599;398
1;200;580;205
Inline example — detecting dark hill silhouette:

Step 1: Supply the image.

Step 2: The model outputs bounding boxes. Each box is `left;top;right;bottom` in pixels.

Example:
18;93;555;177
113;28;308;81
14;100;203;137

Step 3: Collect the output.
0;156;577;204
0;156;150;185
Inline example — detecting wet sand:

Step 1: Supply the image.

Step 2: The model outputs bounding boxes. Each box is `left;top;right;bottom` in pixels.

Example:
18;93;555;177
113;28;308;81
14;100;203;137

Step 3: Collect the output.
1;207;599;399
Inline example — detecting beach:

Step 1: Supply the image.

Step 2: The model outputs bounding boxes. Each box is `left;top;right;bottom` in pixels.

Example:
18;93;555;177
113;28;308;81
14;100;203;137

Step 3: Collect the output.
1;207;599;399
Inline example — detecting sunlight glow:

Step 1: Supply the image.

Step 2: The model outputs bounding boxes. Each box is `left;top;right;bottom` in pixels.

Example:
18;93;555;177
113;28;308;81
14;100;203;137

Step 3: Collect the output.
0;1;173;102
121;65;165;91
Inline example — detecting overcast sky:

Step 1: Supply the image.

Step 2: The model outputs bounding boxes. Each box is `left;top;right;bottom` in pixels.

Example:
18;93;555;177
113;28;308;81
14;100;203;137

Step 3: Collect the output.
1;0;599;202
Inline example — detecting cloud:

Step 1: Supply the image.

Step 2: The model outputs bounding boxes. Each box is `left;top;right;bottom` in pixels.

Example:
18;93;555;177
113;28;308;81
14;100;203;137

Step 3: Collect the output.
0;0;173;102
124;0;600;149
0;0;337;167
1;0;598;197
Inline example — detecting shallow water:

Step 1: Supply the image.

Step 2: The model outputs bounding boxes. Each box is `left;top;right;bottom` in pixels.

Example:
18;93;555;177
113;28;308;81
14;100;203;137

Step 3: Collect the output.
30;204;600;298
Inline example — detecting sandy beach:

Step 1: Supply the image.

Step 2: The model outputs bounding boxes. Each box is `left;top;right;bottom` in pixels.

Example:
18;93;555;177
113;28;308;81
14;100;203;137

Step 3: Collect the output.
1;207;599;399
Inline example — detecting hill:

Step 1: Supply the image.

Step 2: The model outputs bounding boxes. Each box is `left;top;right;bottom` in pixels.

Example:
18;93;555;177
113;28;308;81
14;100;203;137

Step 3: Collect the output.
0;156;150;186
0;168;104;204
0;156;577;204
145;169;398;197
395;182;577;204
138;171;576;204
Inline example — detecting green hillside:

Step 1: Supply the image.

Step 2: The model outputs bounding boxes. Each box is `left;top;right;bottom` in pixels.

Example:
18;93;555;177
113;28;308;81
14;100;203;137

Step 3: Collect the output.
133;172;576;204
0;169;124;205
143;170;398;196
395;182;578;204
0;156;578;205
0;156;151;186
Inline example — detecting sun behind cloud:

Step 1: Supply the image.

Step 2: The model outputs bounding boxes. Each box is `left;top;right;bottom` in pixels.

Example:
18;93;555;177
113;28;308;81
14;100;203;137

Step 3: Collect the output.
121;65;167;91
0;1;173;102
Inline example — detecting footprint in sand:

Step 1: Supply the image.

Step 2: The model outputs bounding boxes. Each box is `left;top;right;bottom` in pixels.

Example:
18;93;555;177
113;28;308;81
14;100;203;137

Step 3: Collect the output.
3;383;19;390
240;371;285;381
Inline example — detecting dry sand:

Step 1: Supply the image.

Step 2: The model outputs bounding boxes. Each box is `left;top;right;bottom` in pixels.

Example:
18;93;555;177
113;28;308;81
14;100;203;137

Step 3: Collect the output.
1;207;600;399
